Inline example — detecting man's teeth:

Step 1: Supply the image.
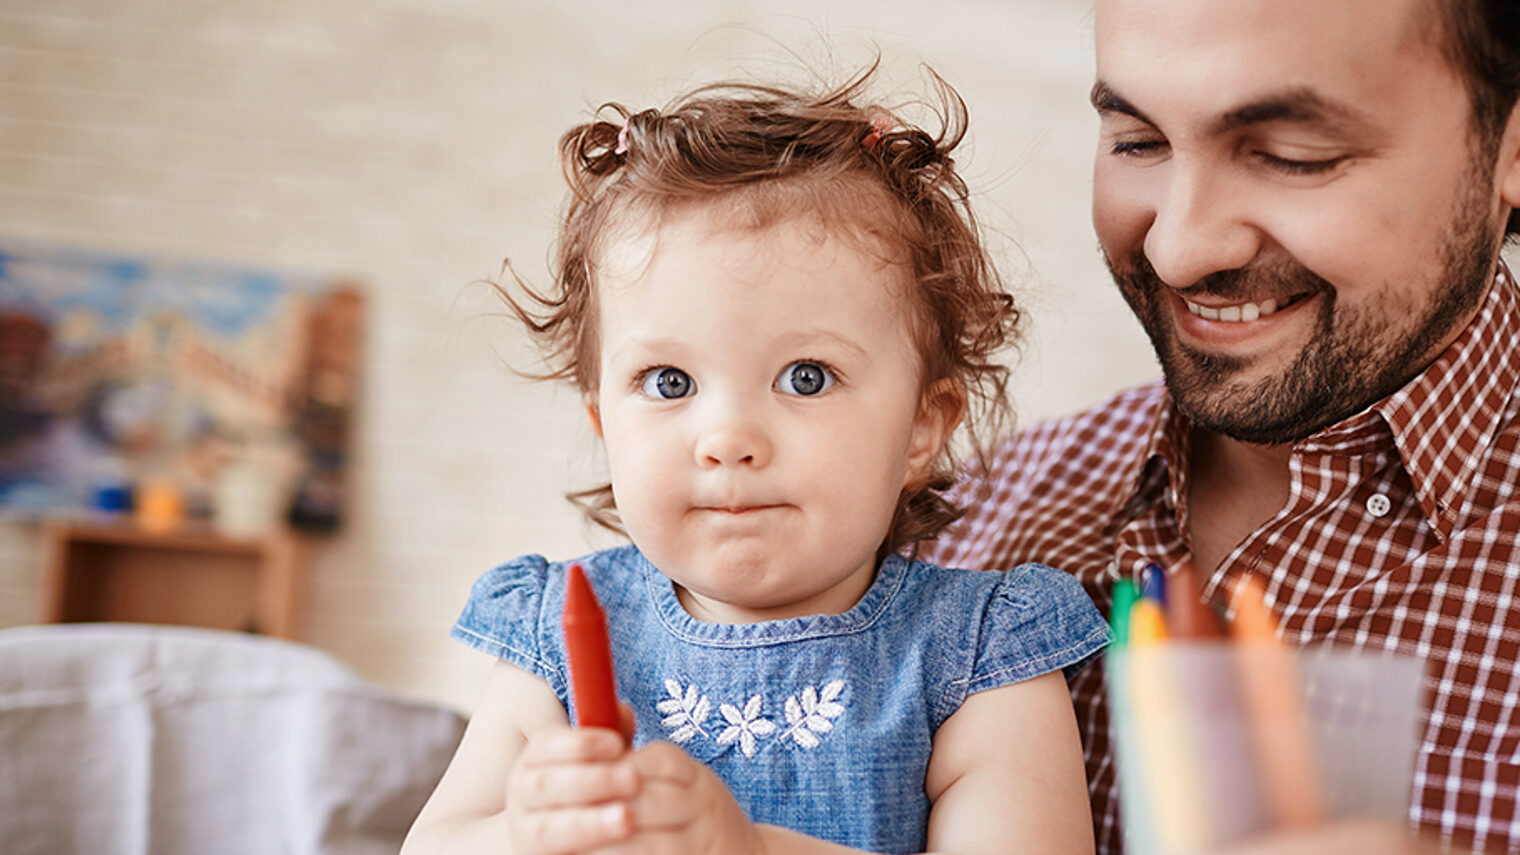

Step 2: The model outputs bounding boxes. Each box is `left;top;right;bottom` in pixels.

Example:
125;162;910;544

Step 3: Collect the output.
1185;297;1280;322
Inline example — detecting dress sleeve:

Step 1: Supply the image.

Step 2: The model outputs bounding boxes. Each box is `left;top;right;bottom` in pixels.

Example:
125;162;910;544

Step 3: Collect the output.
965;563;1111;695
449;554;568;699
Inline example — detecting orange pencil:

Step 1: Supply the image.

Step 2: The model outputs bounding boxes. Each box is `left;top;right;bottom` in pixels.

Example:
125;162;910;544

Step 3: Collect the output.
563;563;623;735
1230;574;1324;828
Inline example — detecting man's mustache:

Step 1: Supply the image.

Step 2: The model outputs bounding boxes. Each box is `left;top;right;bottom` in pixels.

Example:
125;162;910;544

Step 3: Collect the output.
1114;250;1334;303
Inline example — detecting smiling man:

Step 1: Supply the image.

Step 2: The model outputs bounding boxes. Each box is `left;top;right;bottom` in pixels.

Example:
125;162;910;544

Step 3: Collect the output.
926;1;1520;853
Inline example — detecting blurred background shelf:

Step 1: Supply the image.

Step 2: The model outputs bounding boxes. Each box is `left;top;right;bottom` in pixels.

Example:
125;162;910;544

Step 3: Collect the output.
40;520;305;639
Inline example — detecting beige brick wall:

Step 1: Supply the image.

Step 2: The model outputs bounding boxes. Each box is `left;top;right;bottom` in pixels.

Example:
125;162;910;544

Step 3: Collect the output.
0;0;1158;712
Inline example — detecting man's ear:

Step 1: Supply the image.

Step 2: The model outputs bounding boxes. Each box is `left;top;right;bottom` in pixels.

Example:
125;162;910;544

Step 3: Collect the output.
585;395;604;439
1499;106;1520;215
905;379;966;487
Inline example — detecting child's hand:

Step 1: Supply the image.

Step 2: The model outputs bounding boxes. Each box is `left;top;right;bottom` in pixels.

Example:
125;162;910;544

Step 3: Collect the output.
506;724;639;855
600;741;766;855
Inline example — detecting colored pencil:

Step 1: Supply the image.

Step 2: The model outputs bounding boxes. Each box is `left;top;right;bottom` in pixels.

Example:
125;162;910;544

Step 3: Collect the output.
1129;598;1169;645
1110;578;1139;648
1141;562;1168;606
1167;558;1226;639
1229;574;1324;828
1126;642;1213;850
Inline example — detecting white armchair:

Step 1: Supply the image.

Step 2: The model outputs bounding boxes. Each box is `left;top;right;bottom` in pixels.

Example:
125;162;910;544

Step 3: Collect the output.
0;623;465;855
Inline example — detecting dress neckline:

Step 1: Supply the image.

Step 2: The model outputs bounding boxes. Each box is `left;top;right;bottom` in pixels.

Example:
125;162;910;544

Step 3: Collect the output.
640;550;910;647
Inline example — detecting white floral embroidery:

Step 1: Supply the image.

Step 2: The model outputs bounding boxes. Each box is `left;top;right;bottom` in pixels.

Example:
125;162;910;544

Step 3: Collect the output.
655;679;711;743
782;681;846;749
654;678;846;757
717;695;777;758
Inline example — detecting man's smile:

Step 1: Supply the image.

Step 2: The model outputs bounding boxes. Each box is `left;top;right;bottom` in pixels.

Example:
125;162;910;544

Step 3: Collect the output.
1168;289;1320;352
1179;292;1311;322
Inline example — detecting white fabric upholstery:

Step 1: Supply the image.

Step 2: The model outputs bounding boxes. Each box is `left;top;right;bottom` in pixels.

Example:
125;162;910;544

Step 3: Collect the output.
0;623;465;855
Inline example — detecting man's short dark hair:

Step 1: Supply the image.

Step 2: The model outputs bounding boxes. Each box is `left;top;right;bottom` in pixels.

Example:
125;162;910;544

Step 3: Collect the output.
1439;0;1520;235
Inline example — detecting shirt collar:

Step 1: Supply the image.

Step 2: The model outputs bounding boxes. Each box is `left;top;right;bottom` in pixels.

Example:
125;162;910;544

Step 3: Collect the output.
1121;382;1191;538
1372;262;1520;539
1129;262;1520;542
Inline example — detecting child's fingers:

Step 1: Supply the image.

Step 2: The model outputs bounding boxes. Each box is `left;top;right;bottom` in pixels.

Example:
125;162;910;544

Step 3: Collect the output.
626;741;699;784
513;802;633;854
510;757;639;811
624;778;701;830
622;742;702;829
519;724;628;765
585;747;761;855
585;827;687;855
510;725;637;815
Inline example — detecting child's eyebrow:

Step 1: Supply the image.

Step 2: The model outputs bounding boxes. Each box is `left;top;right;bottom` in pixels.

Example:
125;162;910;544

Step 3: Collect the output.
603;330;871;366
603;336;683;365
776;329;870;359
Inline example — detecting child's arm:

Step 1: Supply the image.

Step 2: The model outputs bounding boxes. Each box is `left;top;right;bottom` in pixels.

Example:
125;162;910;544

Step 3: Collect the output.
400;660;638;855
924;670;1095;854
613;669;1093;855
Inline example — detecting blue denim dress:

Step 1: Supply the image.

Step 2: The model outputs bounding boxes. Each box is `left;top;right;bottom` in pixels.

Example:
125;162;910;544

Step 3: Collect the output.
452;545;1109;853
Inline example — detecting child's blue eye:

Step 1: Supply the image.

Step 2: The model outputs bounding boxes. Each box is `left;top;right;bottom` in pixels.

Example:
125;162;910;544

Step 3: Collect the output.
641;367;694;399
776;362;834;396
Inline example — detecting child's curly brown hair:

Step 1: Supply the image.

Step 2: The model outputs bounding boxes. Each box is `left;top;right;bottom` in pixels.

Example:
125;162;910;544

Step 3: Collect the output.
499;63;1020;556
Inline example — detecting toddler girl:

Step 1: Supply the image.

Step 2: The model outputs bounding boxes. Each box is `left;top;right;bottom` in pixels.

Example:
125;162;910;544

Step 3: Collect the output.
403;67;1107;855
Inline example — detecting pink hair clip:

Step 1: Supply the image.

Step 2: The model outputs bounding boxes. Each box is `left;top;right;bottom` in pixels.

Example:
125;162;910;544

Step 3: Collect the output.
861;113;894;153
614;119;631;156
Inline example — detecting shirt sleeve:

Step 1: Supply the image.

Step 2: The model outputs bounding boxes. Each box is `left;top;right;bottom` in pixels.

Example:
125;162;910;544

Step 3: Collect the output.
449;554;568;699
965;562;1111;695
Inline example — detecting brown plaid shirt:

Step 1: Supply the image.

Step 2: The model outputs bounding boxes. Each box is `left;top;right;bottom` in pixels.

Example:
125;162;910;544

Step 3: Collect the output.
925;266;1520;854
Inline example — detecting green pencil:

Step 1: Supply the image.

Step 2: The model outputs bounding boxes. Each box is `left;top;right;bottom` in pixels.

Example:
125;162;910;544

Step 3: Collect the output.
1110;577;1138;648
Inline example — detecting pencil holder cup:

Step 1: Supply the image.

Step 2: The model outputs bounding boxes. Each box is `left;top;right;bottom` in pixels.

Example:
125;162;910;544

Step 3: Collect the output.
1106;642;1425;855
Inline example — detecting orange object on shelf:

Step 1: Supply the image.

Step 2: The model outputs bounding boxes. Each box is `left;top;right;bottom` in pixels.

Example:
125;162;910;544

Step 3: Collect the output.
135;480;185;533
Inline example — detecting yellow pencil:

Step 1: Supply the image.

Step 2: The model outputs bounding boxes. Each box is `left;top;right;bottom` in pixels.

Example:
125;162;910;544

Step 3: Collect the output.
1129;599;1169;645
1125;599;1214;851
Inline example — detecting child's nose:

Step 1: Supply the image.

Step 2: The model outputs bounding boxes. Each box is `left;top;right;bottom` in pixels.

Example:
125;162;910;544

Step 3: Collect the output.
695;418;773;469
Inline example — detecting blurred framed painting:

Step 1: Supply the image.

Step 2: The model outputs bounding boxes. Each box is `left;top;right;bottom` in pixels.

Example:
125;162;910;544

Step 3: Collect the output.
0;239;361;533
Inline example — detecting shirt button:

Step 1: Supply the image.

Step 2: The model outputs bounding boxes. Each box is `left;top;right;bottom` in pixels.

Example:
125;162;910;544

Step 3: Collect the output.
1366;493;1392;518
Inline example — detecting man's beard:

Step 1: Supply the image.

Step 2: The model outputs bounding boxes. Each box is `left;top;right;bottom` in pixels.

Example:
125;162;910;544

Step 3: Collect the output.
1106;171;1500;446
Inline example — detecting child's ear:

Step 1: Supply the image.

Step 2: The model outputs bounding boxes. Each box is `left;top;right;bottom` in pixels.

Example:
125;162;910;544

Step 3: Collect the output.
905;379;965;486
585;395;604;439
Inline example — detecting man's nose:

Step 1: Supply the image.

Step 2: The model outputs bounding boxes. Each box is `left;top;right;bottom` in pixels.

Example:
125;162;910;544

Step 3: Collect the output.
1142;162;1262;290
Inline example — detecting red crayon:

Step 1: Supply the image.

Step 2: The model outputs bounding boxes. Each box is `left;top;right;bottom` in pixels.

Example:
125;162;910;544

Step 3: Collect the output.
563;563;622;734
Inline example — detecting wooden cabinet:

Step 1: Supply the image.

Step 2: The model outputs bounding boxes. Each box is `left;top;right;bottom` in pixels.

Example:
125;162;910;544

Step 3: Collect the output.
40;520;305;639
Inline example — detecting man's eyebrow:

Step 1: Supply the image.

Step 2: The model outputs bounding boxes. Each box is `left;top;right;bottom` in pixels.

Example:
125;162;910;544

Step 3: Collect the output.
1090;82;1376;139
1090;81;1152;125
1211;88;1371;134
